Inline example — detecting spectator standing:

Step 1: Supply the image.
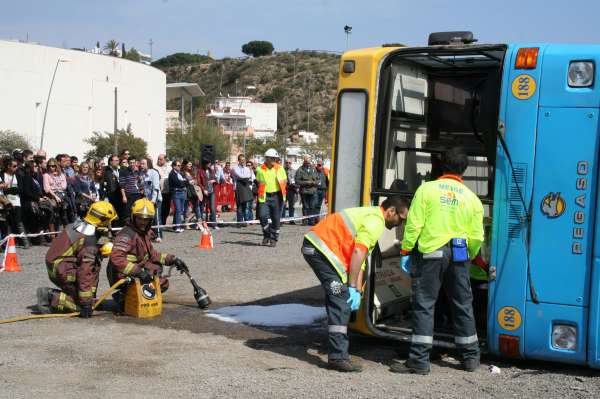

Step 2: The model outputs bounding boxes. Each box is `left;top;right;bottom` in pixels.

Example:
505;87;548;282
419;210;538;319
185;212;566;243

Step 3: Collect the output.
93;166;107;200
43;158;69;231
182;160;203;229
21;160;49;244
155;154;171;226
140;158;163;241
2;157;30;248
119;157;144;222
103;155;122;225
282;160;298;223
73;162;97;218
198;159;219;229
315;161;329;219
232;154;254;226
295;155;320;226
168;160;187;233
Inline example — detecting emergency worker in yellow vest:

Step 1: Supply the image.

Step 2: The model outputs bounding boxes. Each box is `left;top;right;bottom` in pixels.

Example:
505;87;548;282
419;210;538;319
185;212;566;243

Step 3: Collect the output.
302;198;408;372
256;148;287;247
391;147;484;375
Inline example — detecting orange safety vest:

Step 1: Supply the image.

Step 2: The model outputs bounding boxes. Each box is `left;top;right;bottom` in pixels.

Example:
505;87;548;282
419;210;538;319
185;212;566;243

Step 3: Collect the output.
257;163;287;203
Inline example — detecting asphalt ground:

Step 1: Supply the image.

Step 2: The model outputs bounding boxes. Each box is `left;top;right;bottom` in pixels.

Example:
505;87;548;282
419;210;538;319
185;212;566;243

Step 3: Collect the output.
0;220;599;398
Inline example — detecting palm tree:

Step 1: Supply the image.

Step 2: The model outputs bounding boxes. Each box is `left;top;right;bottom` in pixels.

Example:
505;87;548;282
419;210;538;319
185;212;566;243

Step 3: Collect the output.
103;40;120;56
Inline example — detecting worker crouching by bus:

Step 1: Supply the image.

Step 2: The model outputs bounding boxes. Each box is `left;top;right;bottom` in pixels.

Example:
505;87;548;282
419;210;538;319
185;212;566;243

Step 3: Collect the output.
36;201;117;317
302;198;407;372
107;198;188;307
392;147;484;375
256;148;287;247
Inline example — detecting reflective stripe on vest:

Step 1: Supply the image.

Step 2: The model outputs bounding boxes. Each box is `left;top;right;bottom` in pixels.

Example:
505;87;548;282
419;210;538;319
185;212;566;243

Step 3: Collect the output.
305;231;348;284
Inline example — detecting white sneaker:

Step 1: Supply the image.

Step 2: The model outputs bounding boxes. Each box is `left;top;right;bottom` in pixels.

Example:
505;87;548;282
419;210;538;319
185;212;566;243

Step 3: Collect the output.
154;237;162;243
175;228;184;233
213;226;220;230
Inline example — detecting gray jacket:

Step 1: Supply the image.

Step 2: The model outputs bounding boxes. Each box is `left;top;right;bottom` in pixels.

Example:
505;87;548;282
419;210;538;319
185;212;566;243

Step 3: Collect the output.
295;165;319;195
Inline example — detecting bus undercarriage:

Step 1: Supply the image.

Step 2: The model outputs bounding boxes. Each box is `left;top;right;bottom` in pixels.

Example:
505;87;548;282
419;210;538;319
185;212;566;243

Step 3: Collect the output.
364;44;508;347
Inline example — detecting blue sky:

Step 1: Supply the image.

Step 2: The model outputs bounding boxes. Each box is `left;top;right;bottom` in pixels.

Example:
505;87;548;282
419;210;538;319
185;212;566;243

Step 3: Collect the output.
1;0;599;59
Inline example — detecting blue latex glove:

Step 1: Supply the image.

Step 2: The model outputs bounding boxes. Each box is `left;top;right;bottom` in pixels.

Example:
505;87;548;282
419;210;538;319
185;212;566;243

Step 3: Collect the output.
400;255;411;273
346;286;362;311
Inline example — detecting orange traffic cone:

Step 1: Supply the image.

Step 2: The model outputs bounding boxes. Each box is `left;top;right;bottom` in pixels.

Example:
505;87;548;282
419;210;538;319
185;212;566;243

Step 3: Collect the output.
3;236;21;272
197;222;213;250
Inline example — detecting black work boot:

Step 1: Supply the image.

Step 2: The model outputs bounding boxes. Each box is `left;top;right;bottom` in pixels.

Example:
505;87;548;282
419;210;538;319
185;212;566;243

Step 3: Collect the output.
462;358;480;372
327;359;363;373
390;360;430;375
262;237;270;246
36;287;53;314
268;239;277;247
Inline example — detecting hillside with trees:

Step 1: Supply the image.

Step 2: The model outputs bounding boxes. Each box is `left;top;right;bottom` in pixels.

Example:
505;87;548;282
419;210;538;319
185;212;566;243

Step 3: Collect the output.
154;51;340;158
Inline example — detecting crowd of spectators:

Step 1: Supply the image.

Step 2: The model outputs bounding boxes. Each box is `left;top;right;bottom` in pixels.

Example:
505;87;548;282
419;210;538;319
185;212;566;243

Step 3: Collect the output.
0;148;328;249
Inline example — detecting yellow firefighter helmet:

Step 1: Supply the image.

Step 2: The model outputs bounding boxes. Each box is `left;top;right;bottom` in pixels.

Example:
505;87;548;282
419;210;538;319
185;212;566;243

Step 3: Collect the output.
131;198;155;219
84;201;117;228
99;242;113;257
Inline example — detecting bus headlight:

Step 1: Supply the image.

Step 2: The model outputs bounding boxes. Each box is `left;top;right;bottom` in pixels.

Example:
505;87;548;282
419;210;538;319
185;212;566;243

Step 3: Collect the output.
568;61;594;87
552;324;577;350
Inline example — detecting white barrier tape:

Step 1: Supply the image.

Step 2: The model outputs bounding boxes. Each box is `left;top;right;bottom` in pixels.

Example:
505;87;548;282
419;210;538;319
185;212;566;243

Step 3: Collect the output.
0;213;329;240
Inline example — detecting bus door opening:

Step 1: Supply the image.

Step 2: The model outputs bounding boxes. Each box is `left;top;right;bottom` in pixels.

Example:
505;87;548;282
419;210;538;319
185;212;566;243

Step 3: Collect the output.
369;46;506;343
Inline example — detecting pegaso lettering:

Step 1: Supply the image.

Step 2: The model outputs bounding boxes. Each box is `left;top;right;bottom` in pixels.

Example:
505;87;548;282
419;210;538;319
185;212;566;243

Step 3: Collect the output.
573;161;588;255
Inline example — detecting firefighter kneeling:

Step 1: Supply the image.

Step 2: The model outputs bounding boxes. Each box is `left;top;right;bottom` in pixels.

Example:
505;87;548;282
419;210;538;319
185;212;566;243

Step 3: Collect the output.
37;201;118;317
107;198;188;310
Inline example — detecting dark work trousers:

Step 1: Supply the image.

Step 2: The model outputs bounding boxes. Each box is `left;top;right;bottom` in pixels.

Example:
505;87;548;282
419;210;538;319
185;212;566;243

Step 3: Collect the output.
160;192;171;225
124;192;143;223
281;189;296;218
259;192;282;241
302;238;350;360
408;246;479;370
301;192;318;225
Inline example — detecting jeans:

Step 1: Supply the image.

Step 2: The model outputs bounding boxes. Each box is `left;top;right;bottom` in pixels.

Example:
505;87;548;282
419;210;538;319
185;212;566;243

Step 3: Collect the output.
185;198;203;223
172;190;186;228
281;189;296;218
236;200;253;222
301;193;318;225
160;192;171;225
258;193;282;241
204;192;217;224
302;239;350;360
154;199;163;238
316;190;326;216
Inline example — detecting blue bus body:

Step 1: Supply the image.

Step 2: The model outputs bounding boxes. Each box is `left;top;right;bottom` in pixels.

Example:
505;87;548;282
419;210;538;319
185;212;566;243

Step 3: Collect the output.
489;44;600;368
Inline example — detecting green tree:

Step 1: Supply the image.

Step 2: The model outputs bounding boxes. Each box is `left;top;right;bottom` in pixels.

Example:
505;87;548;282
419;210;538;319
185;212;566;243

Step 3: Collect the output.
103;39;120;56
241;41;274;57
261;86;286;103
0;130;31;153
84;126;147;159
124;47;141;62
166;119;228;161
151;52;213;68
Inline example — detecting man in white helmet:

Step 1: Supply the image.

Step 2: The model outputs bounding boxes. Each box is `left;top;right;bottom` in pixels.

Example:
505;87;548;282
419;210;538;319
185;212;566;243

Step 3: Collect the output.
256;149;287;246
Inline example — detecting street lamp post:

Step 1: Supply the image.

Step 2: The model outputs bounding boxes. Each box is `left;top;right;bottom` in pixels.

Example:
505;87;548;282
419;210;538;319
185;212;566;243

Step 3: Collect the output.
40;58;69;149
344;25;353;50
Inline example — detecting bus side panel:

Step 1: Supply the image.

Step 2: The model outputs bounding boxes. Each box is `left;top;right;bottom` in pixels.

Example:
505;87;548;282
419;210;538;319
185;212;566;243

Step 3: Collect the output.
489;44;546;357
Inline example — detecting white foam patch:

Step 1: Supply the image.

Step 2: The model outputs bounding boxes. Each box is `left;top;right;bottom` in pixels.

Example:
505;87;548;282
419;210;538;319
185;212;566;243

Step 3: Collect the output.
207;304;326;327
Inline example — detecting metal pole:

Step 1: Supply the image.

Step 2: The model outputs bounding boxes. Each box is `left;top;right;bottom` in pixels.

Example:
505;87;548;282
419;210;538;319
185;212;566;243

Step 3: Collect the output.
40;59;66;149
180;94;184;132
306;74;311;132
113;87;118;154
190;99;193;130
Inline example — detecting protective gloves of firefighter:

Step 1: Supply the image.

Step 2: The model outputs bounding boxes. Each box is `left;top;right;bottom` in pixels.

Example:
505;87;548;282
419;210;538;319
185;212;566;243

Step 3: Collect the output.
347;286;362;312
173;258;189;274
79;303;93;318
136;269;154;285
400;255;411;273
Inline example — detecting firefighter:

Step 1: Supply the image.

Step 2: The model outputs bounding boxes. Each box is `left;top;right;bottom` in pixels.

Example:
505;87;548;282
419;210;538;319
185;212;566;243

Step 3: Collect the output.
391;147;484;375
36;201;118;317
256;148;287;247
107;198;188;303
301;198;408;372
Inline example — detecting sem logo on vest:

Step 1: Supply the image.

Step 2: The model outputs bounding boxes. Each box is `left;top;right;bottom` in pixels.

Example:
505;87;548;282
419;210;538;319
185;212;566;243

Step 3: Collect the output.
573;161;589;255
440;191;459;206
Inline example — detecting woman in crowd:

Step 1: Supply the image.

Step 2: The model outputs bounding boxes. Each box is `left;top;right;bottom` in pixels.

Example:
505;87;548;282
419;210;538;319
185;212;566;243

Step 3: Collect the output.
198;159;219;229
93;166;107;201
168;159;187;233
73;162;97;218
1;157;30;248
21;160;50;245
140;157;163;241
182;159;203;229
43;158;69;232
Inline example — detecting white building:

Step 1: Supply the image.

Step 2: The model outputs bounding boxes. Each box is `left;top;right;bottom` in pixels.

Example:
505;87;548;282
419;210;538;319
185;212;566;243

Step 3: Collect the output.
0;40;166;158
207;96;277;140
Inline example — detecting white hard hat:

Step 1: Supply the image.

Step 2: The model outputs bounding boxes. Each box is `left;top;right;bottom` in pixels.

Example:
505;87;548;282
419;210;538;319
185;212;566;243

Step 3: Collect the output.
264;148;279;158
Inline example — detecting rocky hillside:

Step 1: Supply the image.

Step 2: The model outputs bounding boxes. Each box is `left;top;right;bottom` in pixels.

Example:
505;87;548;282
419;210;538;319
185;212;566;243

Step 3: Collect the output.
158;51;340;140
